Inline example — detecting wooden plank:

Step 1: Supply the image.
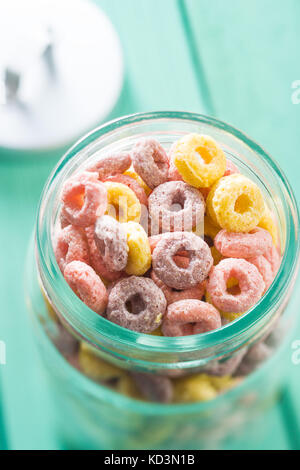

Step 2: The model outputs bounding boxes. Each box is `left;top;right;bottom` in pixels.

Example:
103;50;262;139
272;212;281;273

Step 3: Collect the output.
184;0;300;449
184;0;300;199
0;0;204;449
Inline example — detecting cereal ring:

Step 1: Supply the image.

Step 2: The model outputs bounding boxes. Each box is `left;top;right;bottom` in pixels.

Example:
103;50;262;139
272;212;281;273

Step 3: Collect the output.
206;174;265;232
106;276;167;333
131;373;173;403
264;245;281;276
172;134;226;188
87;152;131;180
104;181;141;223
152;232;213;289
214;228;273;259
203;350;247;377
236;342;272;376
162;299;221;336
85;226;122;282
124;168;152;196
53;323;80;360
55;225;90;272
132;138;169;189
64;261;108;314
247;255;274;291
224;159;239;176
205;290;245;322
105;174;148;207
61;172;107;227
173;374;218;403
207;258;265;313
94;215;128;272
123;222;151;276
151;270;206;305
168;155;183;182
79;343;125;382
258;206;278;246
203;215;221;239
148;181;205;233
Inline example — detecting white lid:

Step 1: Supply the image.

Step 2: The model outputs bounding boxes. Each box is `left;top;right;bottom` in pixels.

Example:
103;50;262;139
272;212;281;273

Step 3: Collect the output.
0;0;123;151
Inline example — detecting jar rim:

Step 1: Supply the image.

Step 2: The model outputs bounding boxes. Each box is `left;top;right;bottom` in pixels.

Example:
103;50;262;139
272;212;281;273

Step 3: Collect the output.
36;111;300;362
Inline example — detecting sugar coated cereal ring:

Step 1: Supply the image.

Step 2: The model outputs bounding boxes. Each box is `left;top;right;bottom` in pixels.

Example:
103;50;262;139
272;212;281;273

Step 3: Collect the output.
104;181;141;223
123;222;151;276
148;181;205;233
79;343;125;382
85;226;122;282
258;206;278;246
150;270;206;305
214;228;273;259
124;168;152;196
132;138;169;189
106;276;167;333
236;342;272;376
224;159;239;176
131;373;173;403
55;225;90;272
264;245;281;276
172;134;226;188
173;374;218;402
152;232;213;289
94;215;128;272
203;350;247;377
168;155;184;182
64;261;108;314
205;290;245;322
61;172;107;227
162;299;221;337
105;174;148;207
207;258;265;313
87;152;131;180
206;174;265;232
247;255;274;291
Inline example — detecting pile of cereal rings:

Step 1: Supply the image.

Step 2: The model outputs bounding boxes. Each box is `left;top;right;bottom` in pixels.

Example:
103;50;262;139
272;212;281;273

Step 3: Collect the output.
55;133;281;339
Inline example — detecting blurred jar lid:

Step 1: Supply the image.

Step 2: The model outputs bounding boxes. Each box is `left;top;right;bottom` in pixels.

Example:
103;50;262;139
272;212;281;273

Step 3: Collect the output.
0;0;123;152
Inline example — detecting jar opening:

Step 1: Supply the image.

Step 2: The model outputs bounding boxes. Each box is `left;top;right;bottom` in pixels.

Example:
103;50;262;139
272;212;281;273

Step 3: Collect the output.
36;112;300;367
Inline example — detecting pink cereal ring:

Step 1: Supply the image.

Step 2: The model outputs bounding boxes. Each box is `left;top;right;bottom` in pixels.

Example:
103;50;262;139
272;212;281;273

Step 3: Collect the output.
132;138;169;189
224;159;239;176
55;225;90;272
64;261;108;314
162;299;221;337
264;245;281;276
61;173;107;227
168;156;184;182
207;258;265;313
104;174;148;207
214;228;273;259
85;225;122;281
151;270;206;305
87;152;132;180
247;255;274;291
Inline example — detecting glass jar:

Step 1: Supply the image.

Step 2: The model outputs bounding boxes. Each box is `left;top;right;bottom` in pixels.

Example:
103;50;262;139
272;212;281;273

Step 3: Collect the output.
25;112;300;450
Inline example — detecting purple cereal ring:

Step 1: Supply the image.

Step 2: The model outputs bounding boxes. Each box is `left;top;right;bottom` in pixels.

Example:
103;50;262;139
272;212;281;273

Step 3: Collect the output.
149;181;205;233
203;349;247;377
94;215;128;272
104;174;148;207
214;228;273;259
55;225;90;272
61;172;107;227
85;225;122;281
87;152;132;180
131;373;173;403
150;270;206;305
152;232;213;290
64;261;108;314
132;138;169;189
106;276;167;333
162;299;221;337
207;258;265;313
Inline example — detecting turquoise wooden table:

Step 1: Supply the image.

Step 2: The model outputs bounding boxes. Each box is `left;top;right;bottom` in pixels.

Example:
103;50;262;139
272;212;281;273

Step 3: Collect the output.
0;0;299;449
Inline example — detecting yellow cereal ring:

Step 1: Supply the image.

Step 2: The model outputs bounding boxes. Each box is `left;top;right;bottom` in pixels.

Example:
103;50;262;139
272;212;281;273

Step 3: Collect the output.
78;343;125;382
124;168;152;196
123;222;152;275
209;375;240;392
204;214;221;239
211;246;223;265
206;174;265;232
172;134;226;188
258;206;278;247
173;374;218;403
104;182;141;223
117;375;143;399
